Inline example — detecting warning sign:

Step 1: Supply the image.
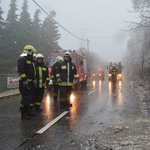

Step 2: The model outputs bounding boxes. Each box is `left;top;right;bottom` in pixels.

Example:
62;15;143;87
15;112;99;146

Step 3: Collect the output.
7;77;19;88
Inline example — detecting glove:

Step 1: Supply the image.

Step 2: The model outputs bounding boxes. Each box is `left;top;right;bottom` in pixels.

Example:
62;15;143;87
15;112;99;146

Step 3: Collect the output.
23;80;28;87
73;78;78;84
57;78;61;83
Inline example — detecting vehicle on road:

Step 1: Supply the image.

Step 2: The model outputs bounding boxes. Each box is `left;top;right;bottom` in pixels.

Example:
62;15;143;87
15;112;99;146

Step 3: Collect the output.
47;50;88;90
107;62;123;81
92;68;105;80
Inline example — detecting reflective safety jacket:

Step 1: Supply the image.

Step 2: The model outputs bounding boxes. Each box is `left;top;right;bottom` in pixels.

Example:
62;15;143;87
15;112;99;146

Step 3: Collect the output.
56;60;77;86
35;62;49;88
17;56;36;82
111;68;118;75
51;62;59;84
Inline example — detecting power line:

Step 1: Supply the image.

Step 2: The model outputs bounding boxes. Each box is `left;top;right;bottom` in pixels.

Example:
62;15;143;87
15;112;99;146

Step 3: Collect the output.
32;0;87;41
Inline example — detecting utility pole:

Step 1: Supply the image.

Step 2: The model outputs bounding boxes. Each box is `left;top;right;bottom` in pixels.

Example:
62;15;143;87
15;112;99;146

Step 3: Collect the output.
87;39;90;77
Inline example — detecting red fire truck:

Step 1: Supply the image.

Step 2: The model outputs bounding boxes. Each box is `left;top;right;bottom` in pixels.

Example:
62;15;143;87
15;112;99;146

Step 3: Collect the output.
107;62;123;81
47;50;88;89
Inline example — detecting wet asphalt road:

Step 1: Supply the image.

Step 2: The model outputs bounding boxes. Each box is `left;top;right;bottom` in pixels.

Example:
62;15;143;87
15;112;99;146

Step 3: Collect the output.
0;77;140;150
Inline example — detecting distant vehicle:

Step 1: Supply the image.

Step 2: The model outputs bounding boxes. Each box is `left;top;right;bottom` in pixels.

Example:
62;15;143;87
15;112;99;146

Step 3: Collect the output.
107;62;123;81
47;50;88;90
93;68;105;80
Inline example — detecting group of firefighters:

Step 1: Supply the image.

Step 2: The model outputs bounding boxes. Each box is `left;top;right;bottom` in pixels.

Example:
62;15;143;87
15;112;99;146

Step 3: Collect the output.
17;45;77;120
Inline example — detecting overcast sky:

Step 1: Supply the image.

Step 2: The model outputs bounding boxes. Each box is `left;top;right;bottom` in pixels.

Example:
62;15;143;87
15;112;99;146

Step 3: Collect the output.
1;0;137;62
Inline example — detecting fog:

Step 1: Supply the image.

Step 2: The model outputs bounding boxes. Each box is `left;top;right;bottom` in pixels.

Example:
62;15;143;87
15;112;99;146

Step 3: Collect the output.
1;0;136;62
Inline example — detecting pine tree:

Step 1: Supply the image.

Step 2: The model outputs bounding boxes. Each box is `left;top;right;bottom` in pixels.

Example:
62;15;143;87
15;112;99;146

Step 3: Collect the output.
0;0;19;73
41;15;61;62
18;0;32;49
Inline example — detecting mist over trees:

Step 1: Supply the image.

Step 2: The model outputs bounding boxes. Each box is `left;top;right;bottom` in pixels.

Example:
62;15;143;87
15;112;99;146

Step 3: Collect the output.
123;0;150;77
0;0;61;73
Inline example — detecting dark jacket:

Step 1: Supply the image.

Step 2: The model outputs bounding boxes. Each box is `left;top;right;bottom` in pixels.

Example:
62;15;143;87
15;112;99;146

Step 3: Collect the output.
18;56;36;82
56;60;77;86
35;61;49;88
111;68;118;75
51;62;59;83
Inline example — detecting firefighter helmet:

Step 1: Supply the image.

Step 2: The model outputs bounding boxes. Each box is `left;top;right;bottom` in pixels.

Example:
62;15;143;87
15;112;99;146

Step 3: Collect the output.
113;65;115;68
56;56;63;62
23;45;36;55
36;53;44;59
64;52;71;57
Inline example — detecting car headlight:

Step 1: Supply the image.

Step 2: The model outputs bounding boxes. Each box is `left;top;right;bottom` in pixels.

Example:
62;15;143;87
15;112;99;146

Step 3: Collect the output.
119;74;122;76
93;74;95;76
109;74;111;76
99;74;101;76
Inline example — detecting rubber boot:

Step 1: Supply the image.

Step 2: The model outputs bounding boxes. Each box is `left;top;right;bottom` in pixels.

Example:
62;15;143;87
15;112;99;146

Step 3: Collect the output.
21;107;31;120
35;105;43;112
28;106;35;116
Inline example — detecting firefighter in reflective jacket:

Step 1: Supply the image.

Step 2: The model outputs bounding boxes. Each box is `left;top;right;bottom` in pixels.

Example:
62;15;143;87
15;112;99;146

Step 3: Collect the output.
18;45;36;120
34;53;49;111
56;52;77;108
51;56;63;101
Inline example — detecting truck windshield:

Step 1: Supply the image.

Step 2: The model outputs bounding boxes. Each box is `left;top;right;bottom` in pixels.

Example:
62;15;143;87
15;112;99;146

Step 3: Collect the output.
115;65;121;70
49;54;63;67
94;70;102;73
71;54;76;64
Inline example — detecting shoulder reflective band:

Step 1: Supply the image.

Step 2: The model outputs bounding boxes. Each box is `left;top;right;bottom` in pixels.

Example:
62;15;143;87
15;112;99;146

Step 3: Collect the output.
46;77;49;81
42;67;47;71
32;62;36;77
29;103;34;106
72;66;74;70
74;75;77;78
26;60;32;64
61;66;67;69
20;104;24;108
35;102;41;105
51;75;54;78
56;73;60;77
20;74;26;78
39;67;43;88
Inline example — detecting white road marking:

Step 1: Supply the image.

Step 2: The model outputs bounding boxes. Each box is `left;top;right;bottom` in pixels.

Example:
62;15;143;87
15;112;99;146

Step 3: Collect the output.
36;111;69;134
87;91;93;95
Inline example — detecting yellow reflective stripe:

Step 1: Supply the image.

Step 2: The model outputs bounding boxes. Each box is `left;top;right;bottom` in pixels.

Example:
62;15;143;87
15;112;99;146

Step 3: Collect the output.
61;66;66;69
72;66;74;70
39;67;43;88
43;83;45;86
59;84;73;86
56;74;60;77
60;99;66;101
42;67;46;71
26;60;31;64
51;76;54;78
29;103;34;106
46;77;49;81
35;102;41;105
19;77;22;80
27;79;32;82
55;83;59;85
32;62;36;78
20;104;24;107
20;74;26;78
74;75;77;78
53;94;58;96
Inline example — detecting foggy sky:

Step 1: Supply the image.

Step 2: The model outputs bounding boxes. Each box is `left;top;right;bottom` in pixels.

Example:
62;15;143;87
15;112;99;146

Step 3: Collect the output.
1;0;136;62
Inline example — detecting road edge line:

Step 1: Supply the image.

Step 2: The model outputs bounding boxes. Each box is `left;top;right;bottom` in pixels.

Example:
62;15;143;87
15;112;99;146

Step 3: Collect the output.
36;111;69;134
87;91;93;95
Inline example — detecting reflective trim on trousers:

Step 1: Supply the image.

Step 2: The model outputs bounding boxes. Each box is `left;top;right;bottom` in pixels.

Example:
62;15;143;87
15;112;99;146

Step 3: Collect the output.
35;102;41;105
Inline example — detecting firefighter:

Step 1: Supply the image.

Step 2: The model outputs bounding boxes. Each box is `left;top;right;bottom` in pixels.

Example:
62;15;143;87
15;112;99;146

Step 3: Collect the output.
33;53;36;62
111;65;118;82
18;45;36;120
51;56;63;102
56;52;77;108
34;53;49;111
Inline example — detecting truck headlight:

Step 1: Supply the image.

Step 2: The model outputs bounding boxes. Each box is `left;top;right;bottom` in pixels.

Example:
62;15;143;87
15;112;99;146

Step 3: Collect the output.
109;74;111;76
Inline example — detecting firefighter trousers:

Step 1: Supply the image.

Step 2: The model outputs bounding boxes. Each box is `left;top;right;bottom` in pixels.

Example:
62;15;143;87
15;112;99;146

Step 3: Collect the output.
59;86;72;105
34;88;44;108
20;82;35;112
53;83;59;100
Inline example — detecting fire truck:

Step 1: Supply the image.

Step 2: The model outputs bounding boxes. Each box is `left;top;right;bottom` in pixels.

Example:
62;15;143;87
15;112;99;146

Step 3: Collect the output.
107;62;123;81
47;50;88;90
